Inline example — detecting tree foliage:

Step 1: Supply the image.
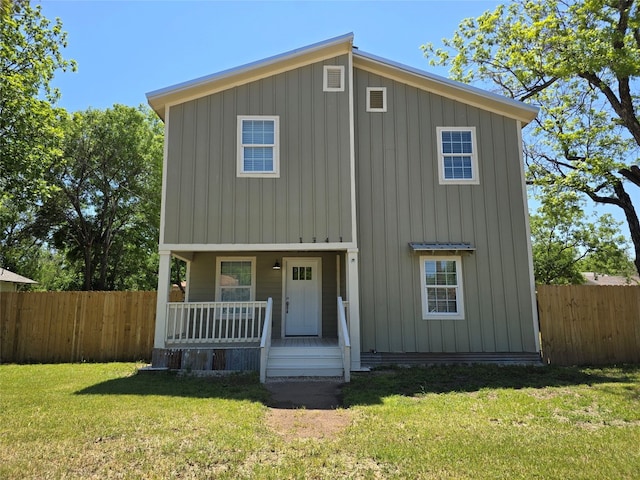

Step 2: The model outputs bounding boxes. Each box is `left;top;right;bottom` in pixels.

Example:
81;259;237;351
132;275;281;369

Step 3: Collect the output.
0;0;75;280
39;105;163;291
423;0;640;275
530;189;632;284
0;0;75;202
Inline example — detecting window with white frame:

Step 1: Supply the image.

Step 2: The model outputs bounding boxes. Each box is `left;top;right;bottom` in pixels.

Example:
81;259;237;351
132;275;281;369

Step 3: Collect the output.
420;256;465;320
366;87;387;112
215;257;256;302
323;65;345;92
436;127;479;184
237;116;279;177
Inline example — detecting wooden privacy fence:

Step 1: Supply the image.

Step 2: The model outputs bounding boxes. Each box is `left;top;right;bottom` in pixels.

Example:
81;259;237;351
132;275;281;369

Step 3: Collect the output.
2;287;640;366
0;291;181;364
537;285;640;366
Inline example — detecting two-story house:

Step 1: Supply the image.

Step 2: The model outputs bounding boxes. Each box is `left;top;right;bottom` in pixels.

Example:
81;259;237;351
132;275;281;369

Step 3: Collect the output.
146;33;540;381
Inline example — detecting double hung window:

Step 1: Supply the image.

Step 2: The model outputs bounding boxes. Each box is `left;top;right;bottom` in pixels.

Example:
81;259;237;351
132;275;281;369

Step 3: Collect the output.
215;257;256;302
436;127;479;184
420;256;465;320
237;116;279;177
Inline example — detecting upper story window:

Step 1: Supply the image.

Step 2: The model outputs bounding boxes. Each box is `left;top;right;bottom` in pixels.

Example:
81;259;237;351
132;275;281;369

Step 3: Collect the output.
436;127;479;185
323;65;345;92
366;87;387;112
420;256;465;320
237;116;280;178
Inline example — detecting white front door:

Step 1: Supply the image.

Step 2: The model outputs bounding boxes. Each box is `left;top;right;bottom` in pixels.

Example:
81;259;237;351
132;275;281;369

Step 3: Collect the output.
284;258;321;336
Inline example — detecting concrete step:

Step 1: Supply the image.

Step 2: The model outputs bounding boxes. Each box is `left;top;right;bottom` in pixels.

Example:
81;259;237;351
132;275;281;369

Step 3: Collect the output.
266;346;344;378
266;366;344;377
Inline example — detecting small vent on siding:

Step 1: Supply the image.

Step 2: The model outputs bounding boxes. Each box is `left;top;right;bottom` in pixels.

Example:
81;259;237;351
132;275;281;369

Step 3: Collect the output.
366;87;387;112
323;66;345;92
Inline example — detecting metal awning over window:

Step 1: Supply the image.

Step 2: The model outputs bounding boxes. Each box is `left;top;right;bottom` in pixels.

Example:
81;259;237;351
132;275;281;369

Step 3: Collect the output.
409;242;475;254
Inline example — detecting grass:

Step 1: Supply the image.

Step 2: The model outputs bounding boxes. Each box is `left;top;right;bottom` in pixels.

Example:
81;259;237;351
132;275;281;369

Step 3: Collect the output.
0;363;639;479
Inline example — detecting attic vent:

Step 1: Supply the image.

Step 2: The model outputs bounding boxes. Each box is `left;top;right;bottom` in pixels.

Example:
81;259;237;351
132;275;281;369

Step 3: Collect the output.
366;87;387;112
323;65;345;92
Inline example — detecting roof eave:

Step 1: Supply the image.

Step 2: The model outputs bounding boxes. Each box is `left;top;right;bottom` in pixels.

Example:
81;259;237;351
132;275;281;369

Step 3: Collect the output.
147;33;355;120
353;50;539;126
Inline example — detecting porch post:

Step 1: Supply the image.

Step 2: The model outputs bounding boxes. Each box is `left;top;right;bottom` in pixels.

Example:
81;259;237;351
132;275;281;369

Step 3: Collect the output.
346;249;361;370
154;251;172;349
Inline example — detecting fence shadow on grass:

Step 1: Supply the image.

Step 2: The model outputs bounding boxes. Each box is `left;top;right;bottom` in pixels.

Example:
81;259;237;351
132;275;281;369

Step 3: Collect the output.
75;370;271;404
342;364;640;407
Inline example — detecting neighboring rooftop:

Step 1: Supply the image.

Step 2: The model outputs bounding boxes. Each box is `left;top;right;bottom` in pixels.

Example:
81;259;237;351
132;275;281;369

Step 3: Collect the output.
582;272;640;286
0;268;37;285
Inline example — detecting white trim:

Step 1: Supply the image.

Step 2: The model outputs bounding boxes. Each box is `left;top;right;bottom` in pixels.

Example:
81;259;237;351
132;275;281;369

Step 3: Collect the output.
154;252;172;348
353;50;538;125
336;254;341;297
237;115;280;178
436;126;480;185
215;256;257;302
161;242;357;252
171;251;193;262
517;121;541;352
420;255;465;320
366;87;387;112
159;106;170;245
184;260;191;301
147;33;354;118
346;250;361;370
281;257;322;338
348;49;358;248
323;65;345;92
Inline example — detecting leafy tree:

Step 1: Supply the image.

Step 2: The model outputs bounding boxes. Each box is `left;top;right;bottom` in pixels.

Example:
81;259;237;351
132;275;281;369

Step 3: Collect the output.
530;189;632;284
423;0;640;275
0;0;75;275
0;0;75;201
39;105;163;291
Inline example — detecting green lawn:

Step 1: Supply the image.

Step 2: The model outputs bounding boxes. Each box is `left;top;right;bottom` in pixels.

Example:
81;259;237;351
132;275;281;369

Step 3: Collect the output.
1;363;639;479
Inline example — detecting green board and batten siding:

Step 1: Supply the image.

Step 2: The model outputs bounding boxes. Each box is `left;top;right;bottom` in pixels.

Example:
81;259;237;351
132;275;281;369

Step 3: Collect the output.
354;68;536;354
163;55;353;246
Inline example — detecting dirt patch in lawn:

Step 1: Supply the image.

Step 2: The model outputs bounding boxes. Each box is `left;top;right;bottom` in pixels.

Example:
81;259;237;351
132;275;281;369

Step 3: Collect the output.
264;380;352;440
265;408;353;440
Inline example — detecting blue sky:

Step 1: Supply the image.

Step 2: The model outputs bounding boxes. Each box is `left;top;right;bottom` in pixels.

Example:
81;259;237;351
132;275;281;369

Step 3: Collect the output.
38;0;500;112
36;0;637;240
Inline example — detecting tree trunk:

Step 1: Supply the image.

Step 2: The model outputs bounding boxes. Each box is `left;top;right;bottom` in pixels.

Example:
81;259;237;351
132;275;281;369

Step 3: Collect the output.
83;246;93;291
613;181;640;276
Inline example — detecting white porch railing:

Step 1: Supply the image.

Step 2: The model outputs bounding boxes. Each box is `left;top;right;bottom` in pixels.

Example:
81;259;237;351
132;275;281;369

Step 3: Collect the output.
166;301;268;345
259;298;273;383
337;297;351;382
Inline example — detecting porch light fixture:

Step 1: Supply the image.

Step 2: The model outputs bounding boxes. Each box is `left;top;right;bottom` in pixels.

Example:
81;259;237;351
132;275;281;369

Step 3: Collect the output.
272;260;281;270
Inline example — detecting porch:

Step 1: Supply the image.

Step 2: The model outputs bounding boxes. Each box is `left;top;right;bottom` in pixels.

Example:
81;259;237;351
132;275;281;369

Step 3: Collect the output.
152;297;352;382
153;248;362;380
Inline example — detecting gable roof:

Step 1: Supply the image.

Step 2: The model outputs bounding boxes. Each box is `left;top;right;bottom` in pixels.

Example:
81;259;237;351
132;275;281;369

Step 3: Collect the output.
352;49;538;125
147;33;538;125
0;268;37;285
147;33;354;120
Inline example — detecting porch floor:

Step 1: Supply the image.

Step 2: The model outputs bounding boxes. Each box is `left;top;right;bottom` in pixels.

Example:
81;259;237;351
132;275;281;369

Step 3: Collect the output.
272;337;338;347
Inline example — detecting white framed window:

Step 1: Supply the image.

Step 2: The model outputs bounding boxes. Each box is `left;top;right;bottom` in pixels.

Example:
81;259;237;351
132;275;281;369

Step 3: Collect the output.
420;256;465;320
436;127;479;185
323;65;345;92
215;257;256;302
237;116;279;178
366;87;387;112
